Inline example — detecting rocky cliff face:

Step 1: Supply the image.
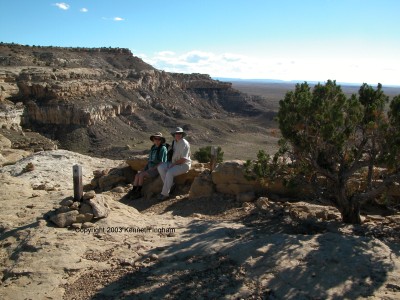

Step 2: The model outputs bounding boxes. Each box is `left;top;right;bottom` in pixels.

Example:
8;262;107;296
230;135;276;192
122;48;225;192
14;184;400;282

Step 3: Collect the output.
0;43;271;157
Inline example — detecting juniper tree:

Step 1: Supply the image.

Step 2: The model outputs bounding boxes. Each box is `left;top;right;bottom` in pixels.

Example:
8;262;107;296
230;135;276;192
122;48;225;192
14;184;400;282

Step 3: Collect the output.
277;80;400;224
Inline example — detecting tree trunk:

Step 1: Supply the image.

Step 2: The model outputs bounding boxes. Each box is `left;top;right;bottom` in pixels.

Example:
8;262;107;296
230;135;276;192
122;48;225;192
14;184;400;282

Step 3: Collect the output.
341;199;361;224
335;180;362;224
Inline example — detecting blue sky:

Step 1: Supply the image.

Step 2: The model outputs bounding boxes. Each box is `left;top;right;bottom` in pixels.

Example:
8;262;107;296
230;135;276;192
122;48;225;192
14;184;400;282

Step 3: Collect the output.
1;0;399;85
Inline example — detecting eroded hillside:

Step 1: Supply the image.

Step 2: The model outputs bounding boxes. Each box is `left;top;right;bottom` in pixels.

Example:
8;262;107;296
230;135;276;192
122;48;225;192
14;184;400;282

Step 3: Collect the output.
0;43;276;159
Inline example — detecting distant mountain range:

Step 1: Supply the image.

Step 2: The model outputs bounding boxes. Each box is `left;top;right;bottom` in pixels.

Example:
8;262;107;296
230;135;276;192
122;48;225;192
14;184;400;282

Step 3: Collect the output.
213;77;400;88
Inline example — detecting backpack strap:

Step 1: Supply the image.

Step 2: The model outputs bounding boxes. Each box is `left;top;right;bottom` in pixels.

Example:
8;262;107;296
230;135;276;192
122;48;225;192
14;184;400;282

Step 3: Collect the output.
167;141;174;162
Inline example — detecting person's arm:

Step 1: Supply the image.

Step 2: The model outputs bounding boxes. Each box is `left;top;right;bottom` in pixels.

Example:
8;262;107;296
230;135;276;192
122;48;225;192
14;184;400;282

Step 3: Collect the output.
170;158;186;166
170;142;190;166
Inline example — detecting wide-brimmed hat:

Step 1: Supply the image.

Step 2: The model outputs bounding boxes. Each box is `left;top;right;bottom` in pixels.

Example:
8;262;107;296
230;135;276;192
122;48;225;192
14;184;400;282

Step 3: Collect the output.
171;127;187;137
150;132;166;143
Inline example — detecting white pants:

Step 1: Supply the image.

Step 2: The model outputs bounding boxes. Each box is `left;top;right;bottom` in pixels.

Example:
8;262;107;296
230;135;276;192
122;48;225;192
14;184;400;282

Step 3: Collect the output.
157;162;190;196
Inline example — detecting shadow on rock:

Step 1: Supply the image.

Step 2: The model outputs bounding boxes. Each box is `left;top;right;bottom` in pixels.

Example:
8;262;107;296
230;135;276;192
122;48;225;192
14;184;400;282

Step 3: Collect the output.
67;216;394;299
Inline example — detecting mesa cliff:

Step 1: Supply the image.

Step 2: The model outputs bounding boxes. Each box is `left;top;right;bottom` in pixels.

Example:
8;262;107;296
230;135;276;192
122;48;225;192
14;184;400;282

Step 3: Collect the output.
0;43;271;158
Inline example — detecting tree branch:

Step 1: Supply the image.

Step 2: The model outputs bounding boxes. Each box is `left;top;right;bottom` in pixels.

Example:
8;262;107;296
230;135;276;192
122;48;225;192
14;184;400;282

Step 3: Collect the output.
309;158;337;182
354;171;400;203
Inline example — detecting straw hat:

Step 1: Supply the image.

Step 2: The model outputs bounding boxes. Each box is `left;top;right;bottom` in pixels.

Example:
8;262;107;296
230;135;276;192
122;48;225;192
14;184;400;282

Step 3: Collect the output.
150;132;166;143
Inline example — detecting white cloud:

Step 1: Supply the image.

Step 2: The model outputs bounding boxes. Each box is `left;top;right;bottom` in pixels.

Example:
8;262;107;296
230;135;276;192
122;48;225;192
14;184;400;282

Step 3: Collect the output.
80;8;88;13
54;2;69;10
141;50;400;85
102;17;125;21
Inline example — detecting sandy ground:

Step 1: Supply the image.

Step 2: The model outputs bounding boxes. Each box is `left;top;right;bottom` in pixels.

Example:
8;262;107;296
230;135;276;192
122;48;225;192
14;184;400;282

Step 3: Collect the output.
1;150;400;299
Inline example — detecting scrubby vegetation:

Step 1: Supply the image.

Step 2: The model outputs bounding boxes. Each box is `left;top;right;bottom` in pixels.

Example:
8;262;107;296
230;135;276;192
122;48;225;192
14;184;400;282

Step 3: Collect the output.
248;80;400;224
193;146;224;163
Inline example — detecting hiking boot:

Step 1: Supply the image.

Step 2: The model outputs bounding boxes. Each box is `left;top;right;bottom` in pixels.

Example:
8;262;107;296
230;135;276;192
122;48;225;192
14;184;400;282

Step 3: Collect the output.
128;188;142;200
157;193;169;202
130;191;142;200
169;184;176;195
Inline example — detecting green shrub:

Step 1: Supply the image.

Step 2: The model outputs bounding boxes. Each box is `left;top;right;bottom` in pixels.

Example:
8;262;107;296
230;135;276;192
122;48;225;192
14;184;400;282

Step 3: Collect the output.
194;146;224;163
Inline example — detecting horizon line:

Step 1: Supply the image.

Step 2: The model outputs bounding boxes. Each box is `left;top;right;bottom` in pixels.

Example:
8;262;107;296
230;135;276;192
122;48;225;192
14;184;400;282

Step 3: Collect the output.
212;77;400;88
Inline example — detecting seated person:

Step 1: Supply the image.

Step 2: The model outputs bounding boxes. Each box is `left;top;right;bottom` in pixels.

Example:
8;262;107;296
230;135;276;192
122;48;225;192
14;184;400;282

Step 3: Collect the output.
157;127;191;201
130;132;167;199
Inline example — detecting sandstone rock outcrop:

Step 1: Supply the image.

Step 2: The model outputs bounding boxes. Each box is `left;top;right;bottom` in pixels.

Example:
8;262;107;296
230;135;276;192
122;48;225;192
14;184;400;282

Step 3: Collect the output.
189;172;215;199
0;133;31;166
0;43;270;157
212;160;263;194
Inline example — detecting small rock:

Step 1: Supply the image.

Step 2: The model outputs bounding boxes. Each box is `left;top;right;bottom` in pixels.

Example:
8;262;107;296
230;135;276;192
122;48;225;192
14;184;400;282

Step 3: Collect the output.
79;203;93;214
76;213;94;223
33;184;47;190
60;198;74;206
255;197;270;210
192;213;204;219
82;222;95;229
50;210;79;228
88;195;110;218
83;190;96;200
93;169;108;178
120;259;135;266
90;178;98;189
38;219;47;227
150;254;159;261
71;223;82;229
22;162;35;172
45;185;56;191
56;205;71;214
112;186;125;193
70;201;80;210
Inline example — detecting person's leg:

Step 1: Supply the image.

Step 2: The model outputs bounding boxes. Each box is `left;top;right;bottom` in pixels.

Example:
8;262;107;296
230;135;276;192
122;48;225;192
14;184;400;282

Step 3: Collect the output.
157;162;169;183
161;164;189;196
133;173;140;187
137;171;148;186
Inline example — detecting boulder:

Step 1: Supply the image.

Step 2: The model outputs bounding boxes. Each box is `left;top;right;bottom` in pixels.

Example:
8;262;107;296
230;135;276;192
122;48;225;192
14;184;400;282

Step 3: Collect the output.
174;163;206;185
189;173;214;199
142;176;163;200
211;160;263;195
97;165;134;191
126;155;148;171
0;149;32;167
137;162;207;199
98;174;126;191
